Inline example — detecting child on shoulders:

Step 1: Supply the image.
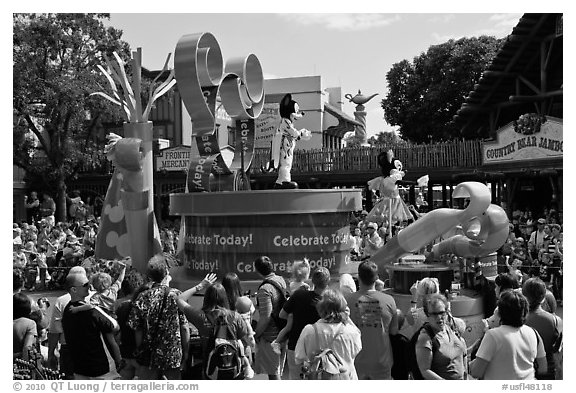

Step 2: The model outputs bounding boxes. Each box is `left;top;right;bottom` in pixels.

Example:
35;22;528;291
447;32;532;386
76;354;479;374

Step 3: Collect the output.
89;261;126;317
272;259;310;355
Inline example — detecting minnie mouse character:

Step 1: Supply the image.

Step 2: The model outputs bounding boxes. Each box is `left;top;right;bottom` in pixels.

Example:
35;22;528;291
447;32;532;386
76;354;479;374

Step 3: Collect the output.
366;149;413;226
270;93;311;189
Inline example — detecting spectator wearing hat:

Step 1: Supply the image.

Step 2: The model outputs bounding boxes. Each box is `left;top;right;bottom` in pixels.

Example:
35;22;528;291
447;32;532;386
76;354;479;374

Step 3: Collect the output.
62;235;83;267
510;237;528;271
361;222;383;258
357;210;370;234
13;225;23;245
528;218;547;251
62;271;121;379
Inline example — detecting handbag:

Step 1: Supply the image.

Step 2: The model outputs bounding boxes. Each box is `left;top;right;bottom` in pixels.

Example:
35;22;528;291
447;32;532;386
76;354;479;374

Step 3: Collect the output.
134;286;170;368
301;322;348;380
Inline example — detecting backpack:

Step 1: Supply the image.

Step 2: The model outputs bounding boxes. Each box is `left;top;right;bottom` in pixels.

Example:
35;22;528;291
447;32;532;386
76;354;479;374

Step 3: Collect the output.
390;333;410;380
205;312;244;380
301;323;348;380
258;279;289;330
407;322;439;380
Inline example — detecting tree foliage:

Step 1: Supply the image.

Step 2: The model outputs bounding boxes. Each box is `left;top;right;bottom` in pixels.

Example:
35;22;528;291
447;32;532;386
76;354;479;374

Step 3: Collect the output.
381;36;503;143
342;132;363;148
367;131;407;147
13;13;131;221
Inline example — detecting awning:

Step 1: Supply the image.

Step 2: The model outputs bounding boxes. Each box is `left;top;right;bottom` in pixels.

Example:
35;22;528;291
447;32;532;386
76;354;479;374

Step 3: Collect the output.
324;102;362;127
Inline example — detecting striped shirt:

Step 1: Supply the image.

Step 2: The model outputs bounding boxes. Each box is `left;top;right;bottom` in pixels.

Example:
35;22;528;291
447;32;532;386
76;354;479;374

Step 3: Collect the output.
256;274;286;342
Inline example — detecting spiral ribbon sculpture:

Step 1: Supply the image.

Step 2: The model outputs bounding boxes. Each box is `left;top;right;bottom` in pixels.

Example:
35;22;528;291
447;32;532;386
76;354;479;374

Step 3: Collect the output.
372;182;509;268
174;32;264;191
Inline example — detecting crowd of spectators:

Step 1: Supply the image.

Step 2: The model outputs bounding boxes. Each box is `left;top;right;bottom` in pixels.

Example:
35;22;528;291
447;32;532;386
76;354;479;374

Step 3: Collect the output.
347;202;563;305
14;190;180;292
13;189;562;381
498;206;563;306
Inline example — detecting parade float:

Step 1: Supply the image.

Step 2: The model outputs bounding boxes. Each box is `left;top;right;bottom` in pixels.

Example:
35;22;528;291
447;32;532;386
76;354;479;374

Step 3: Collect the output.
92;32;508;344
168;32;362;286
370;181;509;344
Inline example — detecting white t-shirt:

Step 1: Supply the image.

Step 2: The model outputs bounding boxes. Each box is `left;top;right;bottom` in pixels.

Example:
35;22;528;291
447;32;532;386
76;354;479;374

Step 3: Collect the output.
476;324;545;380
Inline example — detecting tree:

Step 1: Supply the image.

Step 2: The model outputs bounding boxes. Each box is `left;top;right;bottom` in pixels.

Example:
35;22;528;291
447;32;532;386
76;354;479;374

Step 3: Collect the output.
367;131;407;147
13;13;131;222
381;36;503;143
342;132;363;148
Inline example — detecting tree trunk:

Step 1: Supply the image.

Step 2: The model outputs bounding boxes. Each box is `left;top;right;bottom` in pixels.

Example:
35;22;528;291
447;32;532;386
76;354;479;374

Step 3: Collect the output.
56;176;67;223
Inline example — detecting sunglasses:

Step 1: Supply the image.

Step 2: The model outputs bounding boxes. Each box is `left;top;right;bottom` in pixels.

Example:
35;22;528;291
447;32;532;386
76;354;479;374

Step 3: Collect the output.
428;311;447;317
74;282;90;288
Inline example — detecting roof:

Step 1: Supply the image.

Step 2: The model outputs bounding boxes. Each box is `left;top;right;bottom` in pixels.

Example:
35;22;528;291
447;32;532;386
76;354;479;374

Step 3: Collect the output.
324;102;362;127
454;14;563;135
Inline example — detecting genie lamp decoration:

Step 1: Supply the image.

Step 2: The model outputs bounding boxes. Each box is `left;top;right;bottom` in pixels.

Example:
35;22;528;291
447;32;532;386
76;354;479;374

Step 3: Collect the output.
345;90;379;145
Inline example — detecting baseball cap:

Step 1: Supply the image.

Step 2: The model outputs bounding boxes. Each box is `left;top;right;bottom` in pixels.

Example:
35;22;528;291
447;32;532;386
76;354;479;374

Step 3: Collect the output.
537;218;546;224
516;237;525;243
360;210;368;216
367;222;378;230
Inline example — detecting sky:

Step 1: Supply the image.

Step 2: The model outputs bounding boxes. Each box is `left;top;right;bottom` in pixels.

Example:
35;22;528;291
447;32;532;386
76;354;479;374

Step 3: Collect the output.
104;12;523;138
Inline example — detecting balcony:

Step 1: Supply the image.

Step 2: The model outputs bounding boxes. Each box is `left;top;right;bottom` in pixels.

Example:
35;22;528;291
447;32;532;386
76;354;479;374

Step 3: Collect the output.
251;139;483;176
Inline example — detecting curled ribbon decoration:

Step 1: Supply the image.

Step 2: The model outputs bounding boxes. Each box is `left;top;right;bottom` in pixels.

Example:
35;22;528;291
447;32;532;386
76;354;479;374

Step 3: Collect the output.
372;181;509;268
174;32;264;192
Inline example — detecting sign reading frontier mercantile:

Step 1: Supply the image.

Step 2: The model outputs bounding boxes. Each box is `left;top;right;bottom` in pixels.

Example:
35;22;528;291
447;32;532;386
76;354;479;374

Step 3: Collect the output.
483;116;562;164
156;145;191;171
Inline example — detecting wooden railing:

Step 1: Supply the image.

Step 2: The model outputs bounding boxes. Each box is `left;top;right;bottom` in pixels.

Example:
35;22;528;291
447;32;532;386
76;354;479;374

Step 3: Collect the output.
251;140;483;174
75;139;483;176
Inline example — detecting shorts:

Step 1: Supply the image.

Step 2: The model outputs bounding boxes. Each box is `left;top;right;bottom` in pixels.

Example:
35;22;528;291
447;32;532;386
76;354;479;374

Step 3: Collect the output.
254;339;286;377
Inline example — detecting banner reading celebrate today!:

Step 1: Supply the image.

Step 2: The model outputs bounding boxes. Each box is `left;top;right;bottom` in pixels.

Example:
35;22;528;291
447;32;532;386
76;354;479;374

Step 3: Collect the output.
180;214;354;280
